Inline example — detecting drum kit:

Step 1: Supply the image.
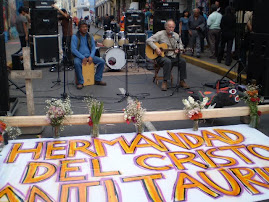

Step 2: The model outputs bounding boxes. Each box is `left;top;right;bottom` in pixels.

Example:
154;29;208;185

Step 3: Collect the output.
102;25;145;70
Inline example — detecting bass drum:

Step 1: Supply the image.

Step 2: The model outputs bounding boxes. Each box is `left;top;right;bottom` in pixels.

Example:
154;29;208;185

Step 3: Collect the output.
103;30;114;48
105;47;126;70
118;31;129;46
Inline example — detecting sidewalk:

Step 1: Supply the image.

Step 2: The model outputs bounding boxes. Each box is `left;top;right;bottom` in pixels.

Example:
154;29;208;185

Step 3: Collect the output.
181;48;247;81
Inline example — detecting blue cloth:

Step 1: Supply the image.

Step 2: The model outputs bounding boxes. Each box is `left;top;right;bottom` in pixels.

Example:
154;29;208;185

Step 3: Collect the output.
71;33;96;60
180;17;189;31
71;33;105;84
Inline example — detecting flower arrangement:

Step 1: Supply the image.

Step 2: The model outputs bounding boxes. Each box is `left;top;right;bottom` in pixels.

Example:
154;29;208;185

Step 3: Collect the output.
182;96;208;131
0;119;21;152
84;97;104;137
45;97;73;138
241;84;262;128
123;100;146;134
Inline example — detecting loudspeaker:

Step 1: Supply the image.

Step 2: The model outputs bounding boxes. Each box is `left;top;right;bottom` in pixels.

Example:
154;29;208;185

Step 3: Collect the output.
30;35;59;66
30;8;58;35
29;0;55;9
12;51;23;70
247;33;269;96
253;0;269;34
126;33;146;60
155;2;179;10
153;10;180;34
0;34;10;113
124;11;145;33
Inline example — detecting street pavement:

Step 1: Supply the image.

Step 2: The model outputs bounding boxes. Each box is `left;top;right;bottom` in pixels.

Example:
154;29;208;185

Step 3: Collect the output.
4;24;269;138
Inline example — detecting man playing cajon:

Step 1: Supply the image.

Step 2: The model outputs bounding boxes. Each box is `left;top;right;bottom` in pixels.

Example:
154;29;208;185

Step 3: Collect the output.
71;20;106;89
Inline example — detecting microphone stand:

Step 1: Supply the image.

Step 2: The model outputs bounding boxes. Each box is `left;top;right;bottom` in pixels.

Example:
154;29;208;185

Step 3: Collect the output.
170;38;181;96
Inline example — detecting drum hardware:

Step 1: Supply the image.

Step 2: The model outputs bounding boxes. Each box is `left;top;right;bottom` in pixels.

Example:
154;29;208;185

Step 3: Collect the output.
105;47;126;70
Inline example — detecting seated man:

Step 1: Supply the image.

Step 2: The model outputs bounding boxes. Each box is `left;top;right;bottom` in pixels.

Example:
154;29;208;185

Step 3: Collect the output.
146;19;189;91
71;20;106;89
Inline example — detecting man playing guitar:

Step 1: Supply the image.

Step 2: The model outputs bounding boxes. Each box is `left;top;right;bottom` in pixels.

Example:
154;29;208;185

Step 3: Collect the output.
146;19;189;91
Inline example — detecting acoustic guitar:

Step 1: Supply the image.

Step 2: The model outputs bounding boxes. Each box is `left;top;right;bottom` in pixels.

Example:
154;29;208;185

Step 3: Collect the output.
146;42;178;59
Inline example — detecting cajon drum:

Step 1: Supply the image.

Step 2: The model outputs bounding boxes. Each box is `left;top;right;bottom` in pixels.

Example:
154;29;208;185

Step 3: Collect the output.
82;62;95;86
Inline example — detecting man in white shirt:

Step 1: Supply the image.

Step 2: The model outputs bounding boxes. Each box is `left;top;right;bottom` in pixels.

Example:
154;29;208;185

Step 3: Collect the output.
207;4;222;58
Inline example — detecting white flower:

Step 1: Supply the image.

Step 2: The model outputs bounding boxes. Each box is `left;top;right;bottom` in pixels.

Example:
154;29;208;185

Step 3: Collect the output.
200;97;209;108
188;96;195;105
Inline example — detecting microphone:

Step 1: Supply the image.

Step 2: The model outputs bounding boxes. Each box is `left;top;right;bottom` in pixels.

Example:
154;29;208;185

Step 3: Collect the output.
171;32;180;43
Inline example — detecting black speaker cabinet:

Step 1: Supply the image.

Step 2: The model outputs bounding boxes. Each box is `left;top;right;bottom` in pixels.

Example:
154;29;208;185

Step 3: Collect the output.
125;11;145;33
29;0;55;9
0;34;10;113
155;2;179;10
126;33;146;60
30;34;60;66
30;8;58;35
153;10;180;34
247;33;269;96
253;0;269;34
12;51;23;70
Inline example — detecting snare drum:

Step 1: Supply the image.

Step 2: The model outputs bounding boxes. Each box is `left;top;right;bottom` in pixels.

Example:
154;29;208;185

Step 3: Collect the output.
118;31;129;46
103;30;114;48
105;47;126;70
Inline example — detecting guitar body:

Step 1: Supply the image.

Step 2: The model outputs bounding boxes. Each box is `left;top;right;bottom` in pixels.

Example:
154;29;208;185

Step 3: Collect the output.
146;42;168;59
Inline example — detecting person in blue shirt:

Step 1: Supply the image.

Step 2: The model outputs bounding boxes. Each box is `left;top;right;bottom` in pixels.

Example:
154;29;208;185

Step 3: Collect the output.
179;10;190;49
71;20;106;89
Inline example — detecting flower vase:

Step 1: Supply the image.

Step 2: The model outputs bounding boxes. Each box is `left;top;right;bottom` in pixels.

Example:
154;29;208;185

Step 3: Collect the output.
53;126;61;138
249;115;259;128
193;120;199;131
135;124;144;134
91;123;99;138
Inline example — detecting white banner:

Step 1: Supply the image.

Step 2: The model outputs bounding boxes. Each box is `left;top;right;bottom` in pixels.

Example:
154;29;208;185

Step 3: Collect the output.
0;124;269;202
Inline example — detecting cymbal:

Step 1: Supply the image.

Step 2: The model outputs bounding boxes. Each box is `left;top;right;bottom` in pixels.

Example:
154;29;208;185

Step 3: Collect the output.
136;42;145;44
127;25;141;28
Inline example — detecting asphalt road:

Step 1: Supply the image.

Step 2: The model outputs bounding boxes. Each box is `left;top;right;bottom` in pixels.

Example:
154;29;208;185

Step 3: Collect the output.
5;24;269;138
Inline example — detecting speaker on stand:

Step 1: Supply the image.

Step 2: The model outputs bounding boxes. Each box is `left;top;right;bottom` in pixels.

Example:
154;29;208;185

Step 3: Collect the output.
247;33;269;97
153;3;180;34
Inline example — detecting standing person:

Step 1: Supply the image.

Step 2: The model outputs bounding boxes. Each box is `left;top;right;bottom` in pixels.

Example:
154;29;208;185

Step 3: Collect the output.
52;5;73;70
95;16;99;28
188;8;206;58
179;10;190;49
207;4;222;58
103;14;111;31
15;6;28;52
215;0;223;14
84;16;91;32
217;6;236;66
146;19;188;91
198;6;208;53
119;13;125;31
144;8;152;31
71;20;106;89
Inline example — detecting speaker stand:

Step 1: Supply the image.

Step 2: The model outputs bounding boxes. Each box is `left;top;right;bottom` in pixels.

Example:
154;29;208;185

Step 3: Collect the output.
8;78;26;95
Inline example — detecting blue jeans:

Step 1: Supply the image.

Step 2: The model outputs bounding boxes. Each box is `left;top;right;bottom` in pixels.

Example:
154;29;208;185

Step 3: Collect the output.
74;56;105;85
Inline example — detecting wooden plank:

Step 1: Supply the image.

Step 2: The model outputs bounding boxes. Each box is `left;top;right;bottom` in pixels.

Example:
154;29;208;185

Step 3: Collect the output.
11;70;42;79
23;47;35;116
1;105;269;127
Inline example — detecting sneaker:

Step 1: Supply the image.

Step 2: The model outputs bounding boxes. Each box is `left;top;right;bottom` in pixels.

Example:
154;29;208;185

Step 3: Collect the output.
95;81;107;86
161;81;167;91
180;80;190;89
76;84;83;89
196;54;200;58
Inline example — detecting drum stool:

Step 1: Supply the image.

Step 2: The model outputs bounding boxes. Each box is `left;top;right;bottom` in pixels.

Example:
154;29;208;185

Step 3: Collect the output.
153;60;173;85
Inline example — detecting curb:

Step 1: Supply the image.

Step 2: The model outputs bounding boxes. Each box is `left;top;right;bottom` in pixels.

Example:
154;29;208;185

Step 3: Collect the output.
181;54;247;81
